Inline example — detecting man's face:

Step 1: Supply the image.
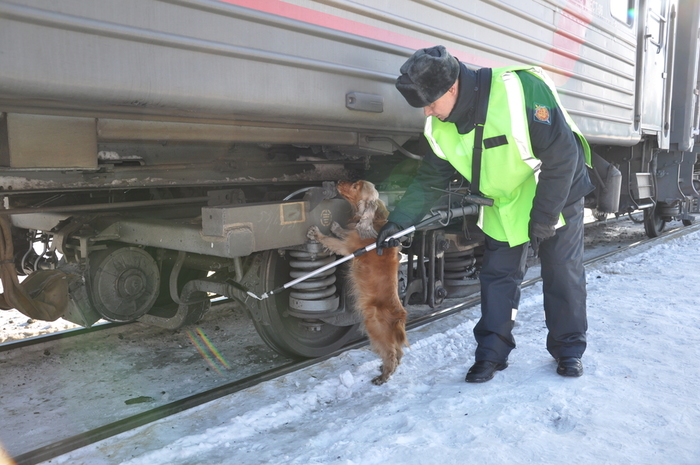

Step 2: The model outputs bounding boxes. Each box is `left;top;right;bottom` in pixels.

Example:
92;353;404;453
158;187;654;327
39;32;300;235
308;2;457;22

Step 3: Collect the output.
423;82;458;121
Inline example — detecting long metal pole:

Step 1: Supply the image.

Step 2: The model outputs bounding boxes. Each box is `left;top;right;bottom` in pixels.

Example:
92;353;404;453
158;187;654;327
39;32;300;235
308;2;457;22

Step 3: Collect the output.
246;204;480;301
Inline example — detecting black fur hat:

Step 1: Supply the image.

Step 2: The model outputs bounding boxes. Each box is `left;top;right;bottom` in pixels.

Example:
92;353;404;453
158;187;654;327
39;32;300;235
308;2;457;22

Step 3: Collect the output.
395;45;460;108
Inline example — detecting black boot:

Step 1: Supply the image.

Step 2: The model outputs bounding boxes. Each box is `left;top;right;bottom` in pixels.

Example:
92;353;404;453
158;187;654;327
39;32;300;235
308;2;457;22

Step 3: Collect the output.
556;357;583;377
465;360;508;383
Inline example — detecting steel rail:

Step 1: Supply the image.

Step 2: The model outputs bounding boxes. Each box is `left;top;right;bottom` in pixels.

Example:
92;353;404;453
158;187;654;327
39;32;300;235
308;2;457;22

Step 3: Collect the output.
0;322;125;353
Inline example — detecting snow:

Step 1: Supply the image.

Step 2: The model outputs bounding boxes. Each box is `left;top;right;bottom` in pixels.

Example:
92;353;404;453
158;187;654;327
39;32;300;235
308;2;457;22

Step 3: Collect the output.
0;313;81;344
13;225;695;465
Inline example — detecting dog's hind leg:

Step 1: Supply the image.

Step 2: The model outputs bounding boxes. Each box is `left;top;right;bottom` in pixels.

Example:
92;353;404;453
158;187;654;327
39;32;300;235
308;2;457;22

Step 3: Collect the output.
393;317;408;365
364;308;407;385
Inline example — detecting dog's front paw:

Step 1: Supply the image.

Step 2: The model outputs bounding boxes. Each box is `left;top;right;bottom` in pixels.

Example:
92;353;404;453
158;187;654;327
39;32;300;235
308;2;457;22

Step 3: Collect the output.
307;225;321;241
330;221;343;235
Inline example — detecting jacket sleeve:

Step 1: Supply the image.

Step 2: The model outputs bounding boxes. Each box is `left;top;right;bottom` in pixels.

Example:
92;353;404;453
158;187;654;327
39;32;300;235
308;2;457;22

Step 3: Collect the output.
387;147;457;228
516;71;579;226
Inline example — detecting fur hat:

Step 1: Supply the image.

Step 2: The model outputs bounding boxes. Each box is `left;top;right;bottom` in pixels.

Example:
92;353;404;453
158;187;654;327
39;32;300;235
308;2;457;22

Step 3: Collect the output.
395;45;460;108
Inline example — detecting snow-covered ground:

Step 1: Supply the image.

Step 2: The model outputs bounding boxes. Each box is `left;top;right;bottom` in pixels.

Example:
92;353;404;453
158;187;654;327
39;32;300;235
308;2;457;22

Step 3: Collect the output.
13;225;696;465
0;313;81;344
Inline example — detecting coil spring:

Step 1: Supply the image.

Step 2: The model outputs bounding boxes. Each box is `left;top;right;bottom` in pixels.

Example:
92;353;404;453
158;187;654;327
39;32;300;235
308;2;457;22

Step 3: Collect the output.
288;249;340;315
443;250;479;287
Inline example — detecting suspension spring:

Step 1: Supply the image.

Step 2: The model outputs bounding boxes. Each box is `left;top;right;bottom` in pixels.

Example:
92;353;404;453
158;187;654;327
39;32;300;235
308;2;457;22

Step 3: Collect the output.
443;250;479;287
287;249;340;317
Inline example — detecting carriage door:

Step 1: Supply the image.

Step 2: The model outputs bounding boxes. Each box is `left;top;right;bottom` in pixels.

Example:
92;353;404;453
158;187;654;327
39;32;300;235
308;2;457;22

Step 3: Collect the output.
638;0;676;149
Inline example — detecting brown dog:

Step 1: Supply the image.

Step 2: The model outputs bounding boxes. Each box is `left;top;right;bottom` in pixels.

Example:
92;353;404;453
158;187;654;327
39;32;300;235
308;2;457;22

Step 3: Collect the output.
307;180;408;385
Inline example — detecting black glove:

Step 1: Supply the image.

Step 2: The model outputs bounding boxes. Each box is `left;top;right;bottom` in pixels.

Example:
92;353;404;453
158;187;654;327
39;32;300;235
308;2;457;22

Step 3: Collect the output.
529;221;556;257
376;222;402;255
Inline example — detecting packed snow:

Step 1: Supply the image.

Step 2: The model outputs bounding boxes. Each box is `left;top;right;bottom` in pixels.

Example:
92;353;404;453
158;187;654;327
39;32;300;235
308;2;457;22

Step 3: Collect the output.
1;225;698;465
0;314;81;344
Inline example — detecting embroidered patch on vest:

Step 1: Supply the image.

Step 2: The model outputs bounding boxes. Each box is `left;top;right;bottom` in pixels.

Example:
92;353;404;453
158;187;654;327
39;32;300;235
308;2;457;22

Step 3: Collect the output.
534;103;551;125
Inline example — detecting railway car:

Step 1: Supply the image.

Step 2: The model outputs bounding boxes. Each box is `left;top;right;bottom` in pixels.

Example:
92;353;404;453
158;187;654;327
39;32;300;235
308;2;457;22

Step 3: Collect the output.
1;0;699;358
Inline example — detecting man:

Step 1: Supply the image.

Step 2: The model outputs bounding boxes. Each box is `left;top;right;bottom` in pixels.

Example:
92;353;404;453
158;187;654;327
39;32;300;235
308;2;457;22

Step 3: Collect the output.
377;45;594;382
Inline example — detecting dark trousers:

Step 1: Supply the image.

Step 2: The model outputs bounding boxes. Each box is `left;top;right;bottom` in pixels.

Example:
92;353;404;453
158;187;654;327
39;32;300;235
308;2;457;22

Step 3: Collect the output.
474;197;587;363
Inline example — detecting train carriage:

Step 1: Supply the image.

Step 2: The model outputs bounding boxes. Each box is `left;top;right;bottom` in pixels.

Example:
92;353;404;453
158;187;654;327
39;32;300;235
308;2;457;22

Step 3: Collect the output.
0;0;698;357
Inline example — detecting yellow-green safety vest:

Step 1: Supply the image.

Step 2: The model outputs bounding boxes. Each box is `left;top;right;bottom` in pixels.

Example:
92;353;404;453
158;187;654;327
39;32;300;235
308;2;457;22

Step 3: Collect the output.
424;66;591;246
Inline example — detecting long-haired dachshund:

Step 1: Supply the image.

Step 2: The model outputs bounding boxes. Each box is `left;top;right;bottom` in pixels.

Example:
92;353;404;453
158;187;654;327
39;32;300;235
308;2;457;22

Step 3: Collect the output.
307;180;408;385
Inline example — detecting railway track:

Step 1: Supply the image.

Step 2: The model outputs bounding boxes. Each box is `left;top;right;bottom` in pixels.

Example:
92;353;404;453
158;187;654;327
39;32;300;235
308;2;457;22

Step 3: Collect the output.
3;217;697;465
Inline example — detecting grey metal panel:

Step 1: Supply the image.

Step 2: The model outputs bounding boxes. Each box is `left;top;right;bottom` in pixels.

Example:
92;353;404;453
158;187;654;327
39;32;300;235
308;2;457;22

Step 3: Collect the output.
636;0;678;151
97;218;256;258
10;212;256;257
3;114;97;168
307;0;640;144
95;199;353;257
0;0;415;136
0;0;642;148
96;119;359;145
9;199;354;258
201;198;353;252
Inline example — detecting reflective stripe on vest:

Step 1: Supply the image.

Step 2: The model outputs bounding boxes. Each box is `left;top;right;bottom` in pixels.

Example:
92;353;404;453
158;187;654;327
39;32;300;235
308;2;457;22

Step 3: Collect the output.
502;70;541;178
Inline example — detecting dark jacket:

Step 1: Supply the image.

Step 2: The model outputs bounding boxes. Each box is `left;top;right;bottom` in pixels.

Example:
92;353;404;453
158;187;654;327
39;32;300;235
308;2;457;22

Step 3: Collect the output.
388;63;594;231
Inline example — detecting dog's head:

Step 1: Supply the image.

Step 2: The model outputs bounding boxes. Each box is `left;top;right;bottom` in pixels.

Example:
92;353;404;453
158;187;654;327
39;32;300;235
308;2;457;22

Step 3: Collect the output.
337;180;381;238
337;180;379;205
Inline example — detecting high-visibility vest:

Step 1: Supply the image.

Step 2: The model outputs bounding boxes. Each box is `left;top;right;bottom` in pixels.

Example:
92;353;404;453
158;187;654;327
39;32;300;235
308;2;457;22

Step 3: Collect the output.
424;66;591;246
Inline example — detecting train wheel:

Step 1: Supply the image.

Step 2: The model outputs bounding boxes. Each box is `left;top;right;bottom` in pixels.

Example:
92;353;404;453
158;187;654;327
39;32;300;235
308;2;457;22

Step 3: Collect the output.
252;250;360;359
643;206;666;238
88;245;160;322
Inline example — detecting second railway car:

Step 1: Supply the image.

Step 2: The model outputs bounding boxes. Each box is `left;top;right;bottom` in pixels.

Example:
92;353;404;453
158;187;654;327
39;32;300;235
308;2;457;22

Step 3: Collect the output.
0;0;698;358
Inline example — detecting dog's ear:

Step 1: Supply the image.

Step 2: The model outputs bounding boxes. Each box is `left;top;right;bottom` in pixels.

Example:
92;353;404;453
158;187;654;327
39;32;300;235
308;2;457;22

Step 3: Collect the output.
356;199;379;239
